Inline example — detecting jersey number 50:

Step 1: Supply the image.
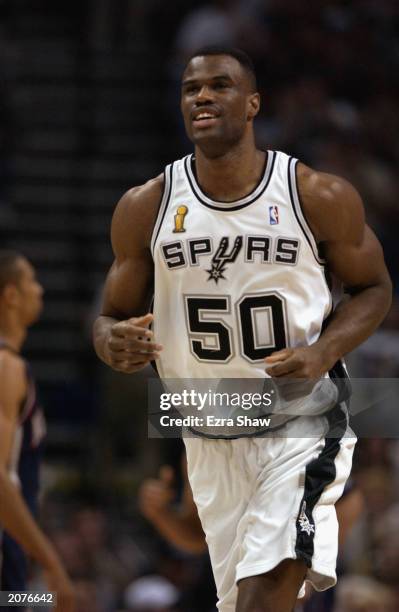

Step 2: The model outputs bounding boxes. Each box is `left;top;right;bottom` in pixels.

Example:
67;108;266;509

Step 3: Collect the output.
184;293;287;363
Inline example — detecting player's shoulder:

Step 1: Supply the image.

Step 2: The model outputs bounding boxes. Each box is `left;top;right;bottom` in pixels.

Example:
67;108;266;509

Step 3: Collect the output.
115;174;164;220
297;162;362;205
297;162;361;206
126;174;165;205
111;174;164;249
296;162;365;242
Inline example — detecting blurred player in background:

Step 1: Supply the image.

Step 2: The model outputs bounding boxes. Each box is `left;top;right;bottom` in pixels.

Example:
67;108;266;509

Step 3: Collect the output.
94;46;391;612
0;250;74;612
139;456;206;556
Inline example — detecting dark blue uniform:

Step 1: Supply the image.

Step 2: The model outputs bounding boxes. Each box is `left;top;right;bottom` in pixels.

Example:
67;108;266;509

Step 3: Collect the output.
0;343;45;608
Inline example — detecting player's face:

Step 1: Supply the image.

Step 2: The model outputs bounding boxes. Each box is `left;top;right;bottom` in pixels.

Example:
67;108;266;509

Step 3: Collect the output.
181;55;259;157
15;258;44;325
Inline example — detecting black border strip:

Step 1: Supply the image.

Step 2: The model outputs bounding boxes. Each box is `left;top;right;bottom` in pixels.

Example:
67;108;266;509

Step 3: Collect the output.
185;151;277;212
294;401;348;567
287;158;325;266
150;170;167;252
151;162;174;256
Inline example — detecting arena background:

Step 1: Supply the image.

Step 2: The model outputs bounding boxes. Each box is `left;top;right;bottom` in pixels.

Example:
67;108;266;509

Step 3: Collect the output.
1;1;398;611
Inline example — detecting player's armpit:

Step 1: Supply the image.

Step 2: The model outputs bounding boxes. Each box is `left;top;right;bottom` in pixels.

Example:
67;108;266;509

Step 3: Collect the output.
0;353;26;467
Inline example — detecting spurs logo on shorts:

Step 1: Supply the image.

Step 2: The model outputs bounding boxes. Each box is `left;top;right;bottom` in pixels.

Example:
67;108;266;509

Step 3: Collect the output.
298;501;315;536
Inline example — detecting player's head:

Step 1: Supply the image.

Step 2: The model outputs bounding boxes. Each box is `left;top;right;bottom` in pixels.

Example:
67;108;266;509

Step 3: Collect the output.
181;46;260;157
0;251;43;326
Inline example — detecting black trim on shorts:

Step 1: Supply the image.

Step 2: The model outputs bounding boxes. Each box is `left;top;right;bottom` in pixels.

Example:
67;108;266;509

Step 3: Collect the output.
294;401;348;567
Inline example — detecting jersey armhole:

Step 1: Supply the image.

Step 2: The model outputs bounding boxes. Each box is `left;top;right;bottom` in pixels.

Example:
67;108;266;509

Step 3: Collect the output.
287;157;326;266
19;369;36;424
150;162;174;257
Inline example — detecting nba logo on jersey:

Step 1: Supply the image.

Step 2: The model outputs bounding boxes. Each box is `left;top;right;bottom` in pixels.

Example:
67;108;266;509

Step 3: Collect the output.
269;205;279;225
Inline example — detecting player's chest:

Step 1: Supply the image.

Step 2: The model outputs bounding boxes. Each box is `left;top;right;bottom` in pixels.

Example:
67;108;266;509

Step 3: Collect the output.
156;201;302;284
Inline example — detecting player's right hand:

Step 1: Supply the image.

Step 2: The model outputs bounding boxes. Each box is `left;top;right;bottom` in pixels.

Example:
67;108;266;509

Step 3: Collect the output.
44;563;75;612
138;466;175;521
106;313;163;373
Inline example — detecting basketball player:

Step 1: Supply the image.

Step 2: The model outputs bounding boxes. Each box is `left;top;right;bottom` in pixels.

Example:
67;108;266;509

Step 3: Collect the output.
93;47;392;612
0;250;74;612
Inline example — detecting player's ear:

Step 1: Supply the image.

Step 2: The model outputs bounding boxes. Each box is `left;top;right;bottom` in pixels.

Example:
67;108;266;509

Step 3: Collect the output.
247;92;260;121
2;284;19;307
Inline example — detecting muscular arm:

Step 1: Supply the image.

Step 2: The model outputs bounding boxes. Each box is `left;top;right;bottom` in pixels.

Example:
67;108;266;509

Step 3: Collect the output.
0;354;74;611
0;352;25;469
266;164;392;377
93;175;164;372
301;165;392;365
0;465;64;573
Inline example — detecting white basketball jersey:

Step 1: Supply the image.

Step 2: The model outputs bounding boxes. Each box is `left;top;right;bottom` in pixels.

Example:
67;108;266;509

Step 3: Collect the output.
152;150;332;380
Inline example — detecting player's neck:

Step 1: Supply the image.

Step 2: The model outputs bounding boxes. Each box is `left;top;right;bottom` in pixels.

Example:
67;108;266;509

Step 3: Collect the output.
194;143;266;202
0;314;26;352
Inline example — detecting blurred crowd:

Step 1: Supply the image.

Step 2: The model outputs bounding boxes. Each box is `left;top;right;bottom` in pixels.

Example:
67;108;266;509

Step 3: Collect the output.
1;0;399;611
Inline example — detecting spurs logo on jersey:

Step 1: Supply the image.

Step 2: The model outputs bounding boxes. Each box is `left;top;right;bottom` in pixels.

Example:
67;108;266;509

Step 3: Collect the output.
207;236;243;283
161;235;300;281
151;150;332;381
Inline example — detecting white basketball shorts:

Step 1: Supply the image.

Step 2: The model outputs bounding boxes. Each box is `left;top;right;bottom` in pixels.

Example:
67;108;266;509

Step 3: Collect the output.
184;404;355;612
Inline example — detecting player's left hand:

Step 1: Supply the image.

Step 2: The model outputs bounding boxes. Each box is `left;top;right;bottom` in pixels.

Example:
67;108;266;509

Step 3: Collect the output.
265;346;329;401
265;345;329;380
